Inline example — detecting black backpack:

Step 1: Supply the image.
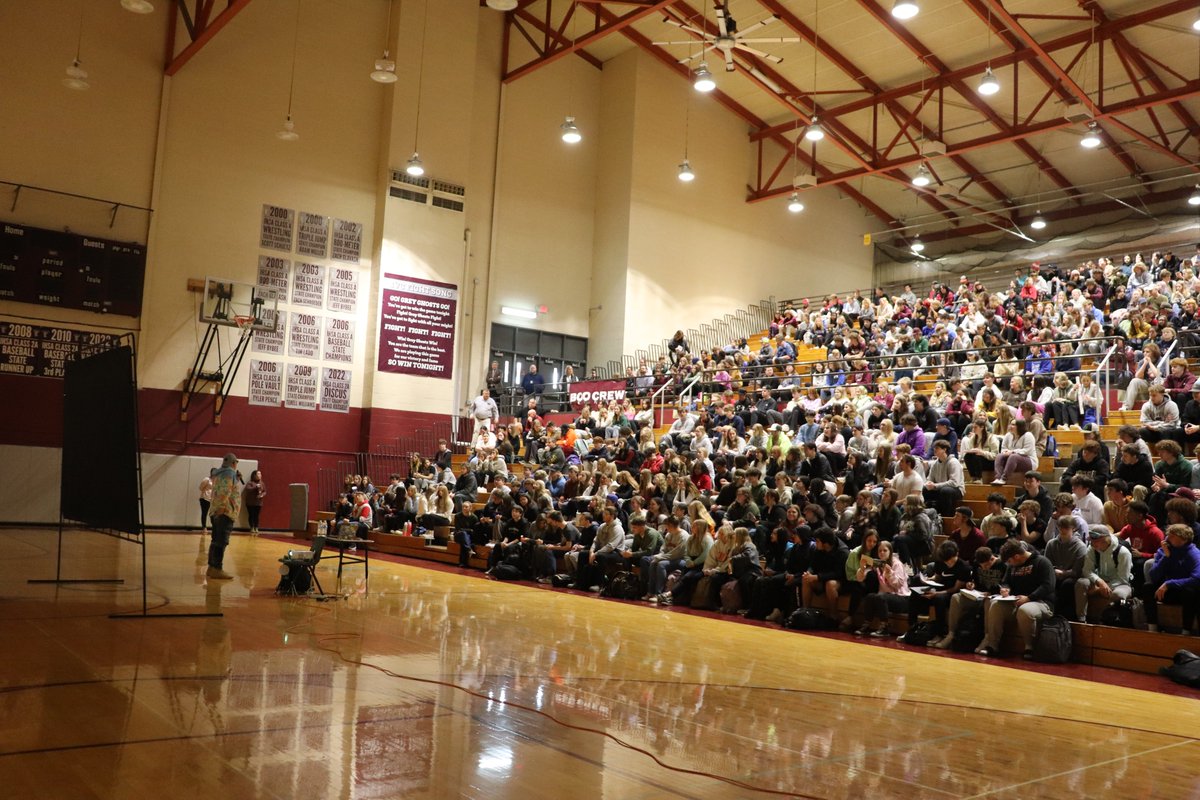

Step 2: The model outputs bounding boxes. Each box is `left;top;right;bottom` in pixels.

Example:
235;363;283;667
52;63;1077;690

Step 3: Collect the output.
785;607;834;631
1033;615;1074;663
1100;597;1147;629
1160;650;1200;688
602;571;642;600
951;614;985;652
491;563;523;581
900;620;936;646
275;563;312;596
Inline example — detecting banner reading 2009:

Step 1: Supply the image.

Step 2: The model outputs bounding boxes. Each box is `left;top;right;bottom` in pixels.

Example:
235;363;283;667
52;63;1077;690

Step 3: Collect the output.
377;274;457;379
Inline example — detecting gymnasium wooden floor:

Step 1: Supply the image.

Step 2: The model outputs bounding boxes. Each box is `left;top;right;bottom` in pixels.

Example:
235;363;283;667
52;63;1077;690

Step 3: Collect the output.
1;528;1198;800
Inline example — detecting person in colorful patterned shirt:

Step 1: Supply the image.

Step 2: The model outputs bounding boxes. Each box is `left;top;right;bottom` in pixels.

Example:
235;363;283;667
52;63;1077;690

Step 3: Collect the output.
207;453;242;580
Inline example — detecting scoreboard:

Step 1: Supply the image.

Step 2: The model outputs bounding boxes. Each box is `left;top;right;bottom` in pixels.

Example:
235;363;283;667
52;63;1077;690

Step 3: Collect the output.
0;220;145;317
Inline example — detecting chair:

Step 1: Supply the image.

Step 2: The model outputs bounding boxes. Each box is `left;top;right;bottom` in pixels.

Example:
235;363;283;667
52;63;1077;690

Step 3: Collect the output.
278;535;326;595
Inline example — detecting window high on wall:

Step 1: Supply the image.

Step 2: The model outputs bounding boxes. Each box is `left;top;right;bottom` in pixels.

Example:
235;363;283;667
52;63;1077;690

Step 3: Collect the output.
489;322;587;391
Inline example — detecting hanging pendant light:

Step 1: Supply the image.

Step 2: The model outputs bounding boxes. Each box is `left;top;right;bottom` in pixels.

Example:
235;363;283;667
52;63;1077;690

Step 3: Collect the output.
1030;213;1047;230
910;237;925;253
63;59;89;90
678;160;695;182
804;118;825;142
891;1;919;20
120;0;155;13
693;62;716;93
276;115;299;141
486;0;518;10
911;164;932;187
978;67;1000;96
406;153;425;177
1080;122;1102;149
787;192;805;213
370;54;397;83
1188;187;1200;206
560;116;582;144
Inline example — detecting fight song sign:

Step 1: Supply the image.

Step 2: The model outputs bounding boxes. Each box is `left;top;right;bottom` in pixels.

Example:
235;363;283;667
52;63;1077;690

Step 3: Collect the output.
568;380;627;412
377;275;456;379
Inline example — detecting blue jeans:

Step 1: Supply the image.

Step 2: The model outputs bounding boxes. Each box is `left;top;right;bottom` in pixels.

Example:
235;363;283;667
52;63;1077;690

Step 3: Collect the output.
208;513;233;569
647;557;686;595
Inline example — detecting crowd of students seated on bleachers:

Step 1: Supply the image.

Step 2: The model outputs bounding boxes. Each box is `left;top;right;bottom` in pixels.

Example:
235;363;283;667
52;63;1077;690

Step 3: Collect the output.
361;254;1200;654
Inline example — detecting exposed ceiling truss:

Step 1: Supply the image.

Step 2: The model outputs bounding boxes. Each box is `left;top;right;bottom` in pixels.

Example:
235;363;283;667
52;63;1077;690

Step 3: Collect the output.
499;0;1200;250
165;0;254;76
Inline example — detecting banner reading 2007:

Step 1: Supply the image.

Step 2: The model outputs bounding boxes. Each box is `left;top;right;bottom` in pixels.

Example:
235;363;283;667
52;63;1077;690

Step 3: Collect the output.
377;274;457;379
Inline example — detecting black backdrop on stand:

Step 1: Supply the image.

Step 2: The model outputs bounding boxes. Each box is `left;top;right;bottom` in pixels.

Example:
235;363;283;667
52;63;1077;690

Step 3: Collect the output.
60;344;141;537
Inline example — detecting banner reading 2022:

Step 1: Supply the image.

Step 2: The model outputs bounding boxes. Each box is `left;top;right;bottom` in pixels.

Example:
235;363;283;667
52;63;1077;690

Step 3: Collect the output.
377;275;456;379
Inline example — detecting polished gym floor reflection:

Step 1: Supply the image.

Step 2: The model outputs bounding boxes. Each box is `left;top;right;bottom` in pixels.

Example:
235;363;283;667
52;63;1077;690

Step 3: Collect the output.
1;528;1198;799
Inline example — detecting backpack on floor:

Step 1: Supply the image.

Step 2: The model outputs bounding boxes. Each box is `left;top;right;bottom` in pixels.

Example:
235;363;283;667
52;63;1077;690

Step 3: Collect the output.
602;571;642;600
901;620;936;647
550;573;573;588
691;575;718;610
275;563;312;596
719;580;743;613
1033;615;1074;663
785;607;832;631
951;613;985;652
1100;597;1147;630
491;563;523;581
1160;649;1200;688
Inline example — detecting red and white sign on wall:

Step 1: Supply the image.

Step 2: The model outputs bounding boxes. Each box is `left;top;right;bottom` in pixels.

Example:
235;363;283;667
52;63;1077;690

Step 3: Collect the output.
568;380;627;412
377;274;457;379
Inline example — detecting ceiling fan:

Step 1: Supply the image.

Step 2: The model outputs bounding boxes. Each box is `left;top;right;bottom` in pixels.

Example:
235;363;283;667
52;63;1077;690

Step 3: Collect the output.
652;1;802;73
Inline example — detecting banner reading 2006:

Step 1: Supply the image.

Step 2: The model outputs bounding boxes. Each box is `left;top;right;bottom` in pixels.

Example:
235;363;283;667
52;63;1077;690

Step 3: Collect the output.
377;274;457;379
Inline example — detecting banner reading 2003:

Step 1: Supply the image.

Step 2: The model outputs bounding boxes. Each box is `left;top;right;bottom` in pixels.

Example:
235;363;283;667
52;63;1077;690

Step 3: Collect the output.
377;274;457;379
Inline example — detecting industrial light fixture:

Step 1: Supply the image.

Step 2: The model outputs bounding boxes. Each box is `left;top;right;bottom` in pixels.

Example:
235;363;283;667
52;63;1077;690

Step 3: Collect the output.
64;2;89;91
408;0;431;173
978;67;1000;96
910;237;925;253
891;0;919;20
1080;122;1102;148
486;0;519;10
560;116;582;144
678;159;695;182
501;305;537;320
1194;16;1200;31
1030;213;1047;230
277;0;302;141
120;0;154;13
804;118;825;142
1188;186;1200;206
276;115;299;141
693;62;716;93
911;164;932;187
63;60;89;91
787;192;805;213
370;56;397;83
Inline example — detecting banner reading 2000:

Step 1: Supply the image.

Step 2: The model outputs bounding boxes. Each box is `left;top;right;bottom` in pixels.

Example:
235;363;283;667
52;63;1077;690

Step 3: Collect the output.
377;274;457;379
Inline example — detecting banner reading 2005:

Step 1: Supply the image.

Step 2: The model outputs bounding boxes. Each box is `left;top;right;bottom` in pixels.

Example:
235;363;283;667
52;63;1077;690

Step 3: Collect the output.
377;274;457;379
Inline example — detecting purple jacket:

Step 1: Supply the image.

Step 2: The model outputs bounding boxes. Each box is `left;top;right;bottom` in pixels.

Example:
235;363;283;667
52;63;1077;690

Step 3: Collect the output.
1149;541;1200;590
895;426;926;455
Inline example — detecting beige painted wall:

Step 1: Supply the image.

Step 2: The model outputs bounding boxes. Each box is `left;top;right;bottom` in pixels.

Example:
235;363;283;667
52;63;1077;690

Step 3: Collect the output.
621;50;874;363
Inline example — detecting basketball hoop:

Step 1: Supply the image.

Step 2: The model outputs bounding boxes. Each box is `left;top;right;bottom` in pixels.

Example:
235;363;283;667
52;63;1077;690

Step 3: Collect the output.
233;315;255;340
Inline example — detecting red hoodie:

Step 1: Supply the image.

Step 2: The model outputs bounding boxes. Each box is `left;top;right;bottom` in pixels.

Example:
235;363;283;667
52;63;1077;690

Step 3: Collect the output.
1118;515;1164;558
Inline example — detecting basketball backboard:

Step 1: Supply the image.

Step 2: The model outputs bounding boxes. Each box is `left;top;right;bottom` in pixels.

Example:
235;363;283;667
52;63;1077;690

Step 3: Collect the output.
199;277;279;332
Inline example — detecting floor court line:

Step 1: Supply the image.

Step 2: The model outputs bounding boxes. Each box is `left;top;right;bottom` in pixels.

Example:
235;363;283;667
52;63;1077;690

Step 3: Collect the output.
959;739;1198;799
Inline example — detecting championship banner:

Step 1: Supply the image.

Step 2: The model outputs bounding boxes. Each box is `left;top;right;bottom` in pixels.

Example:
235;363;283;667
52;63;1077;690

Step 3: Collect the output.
377;274;456;379
320;367;351;413
568;380;627;412
284;363;318;409
248;359;282;407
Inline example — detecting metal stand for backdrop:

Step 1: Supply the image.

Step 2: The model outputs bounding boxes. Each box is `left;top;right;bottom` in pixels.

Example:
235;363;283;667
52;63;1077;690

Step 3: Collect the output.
26;333;220;619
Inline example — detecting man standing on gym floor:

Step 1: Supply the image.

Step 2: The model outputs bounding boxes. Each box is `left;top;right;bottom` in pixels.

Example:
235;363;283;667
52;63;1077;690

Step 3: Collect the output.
207;453;241;580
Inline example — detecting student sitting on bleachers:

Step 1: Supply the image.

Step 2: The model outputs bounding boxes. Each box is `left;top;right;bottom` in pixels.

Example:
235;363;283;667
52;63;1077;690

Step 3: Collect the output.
1075;525;1134;623
1144;523;1200;634
976;540;1057;659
